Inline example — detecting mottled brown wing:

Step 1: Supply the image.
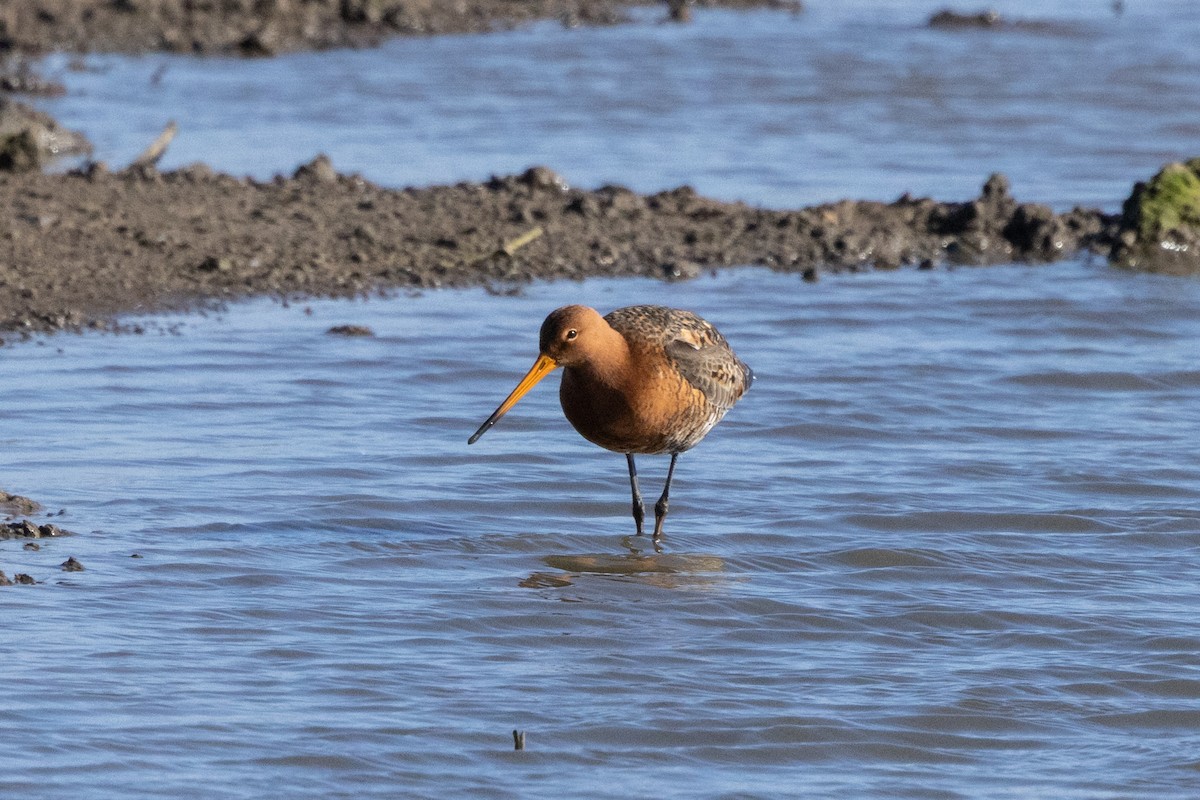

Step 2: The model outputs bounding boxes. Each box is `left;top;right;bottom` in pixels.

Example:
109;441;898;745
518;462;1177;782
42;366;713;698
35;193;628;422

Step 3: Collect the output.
606;306;752;410
664;326;753;410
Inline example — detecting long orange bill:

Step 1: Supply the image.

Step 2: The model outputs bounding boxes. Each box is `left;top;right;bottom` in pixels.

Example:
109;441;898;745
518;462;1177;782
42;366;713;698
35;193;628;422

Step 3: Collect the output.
468;354;559;444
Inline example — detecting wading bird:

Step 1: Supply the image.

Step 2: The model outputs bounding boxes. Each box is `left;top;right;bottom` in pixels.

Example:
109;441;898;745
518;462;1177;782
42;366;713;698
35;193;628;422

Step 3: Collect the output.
468;305;752;539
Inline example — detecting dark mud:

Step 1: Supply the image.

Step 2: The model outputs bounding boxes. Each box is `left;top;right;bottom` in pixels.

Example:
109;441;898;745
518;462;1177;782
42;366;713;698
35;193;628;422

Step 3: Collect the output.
0;0;799;56
0;160;1120;337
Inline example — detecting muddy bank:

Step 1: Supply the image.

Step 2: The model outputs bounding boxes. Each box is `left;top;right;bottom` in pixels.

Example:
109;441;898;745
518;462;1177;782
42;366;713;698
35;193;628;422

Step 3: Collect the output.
0;160;1118;337
0;0;799;56
0;95;91;171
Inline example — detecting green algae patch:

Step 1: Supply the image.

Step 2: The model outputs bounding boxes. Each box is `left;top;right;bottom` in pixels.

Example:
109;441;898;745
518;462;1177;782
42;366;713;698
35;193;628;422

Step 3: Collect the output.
1114;159;1200;273
1128;160;1200;239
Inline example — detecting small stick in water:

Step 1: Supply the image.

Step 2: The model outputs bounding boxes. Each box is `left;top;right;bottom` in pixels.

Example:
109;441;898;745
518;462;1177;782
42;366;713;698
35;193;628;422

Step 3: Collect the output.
130;120;178;169
501;226;544;257
512;729;525;751
464;227;545;268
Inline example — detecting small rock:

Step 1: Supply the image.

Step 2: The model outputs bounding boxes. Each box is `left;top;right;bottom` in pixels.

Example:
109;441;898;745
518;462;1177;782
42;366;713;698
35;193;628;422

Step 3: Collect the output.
660;260;701;281
565;195;601;217
293;154;338;183
61;557;85;572
23;542;39;551
84;160;110;180
198;256;234;273
14;573;35;585
598;186;646;216
351;224;378;244
0;571;12;586
517;166;568;192
981;172;1011;204
1004;203;1064;259
326;324;375;337
341;0;387;23
178;163;214;181
238;27;278;57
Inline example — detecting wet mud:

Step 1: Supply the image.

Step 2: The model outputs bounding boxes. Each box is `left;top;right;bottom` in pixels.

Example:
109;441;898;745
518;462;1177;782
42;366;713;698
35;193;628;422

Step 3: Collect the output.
0;160;1121;337
1;490;42;517
0;0;798;56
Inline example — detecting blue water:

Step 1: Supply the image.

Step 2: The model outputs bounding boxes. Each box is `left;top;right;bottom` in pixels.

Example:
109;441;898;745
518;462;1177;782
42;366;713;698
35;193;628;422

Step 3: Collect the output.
39;0;1200;209
6;2;1200;798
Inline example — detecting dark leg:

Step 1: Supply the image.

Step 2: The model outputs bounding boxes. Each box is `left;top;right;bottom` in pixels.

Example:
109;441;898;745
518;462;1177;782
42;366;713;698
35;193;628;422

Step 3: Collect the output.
626;453;645;536
652;453;679;540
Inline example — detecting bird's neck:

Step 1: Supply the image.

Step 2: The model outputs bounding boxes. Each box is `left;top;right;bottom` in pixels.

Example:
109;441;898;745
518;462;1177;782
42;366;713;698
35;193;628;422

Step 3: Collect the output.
570;326;633;390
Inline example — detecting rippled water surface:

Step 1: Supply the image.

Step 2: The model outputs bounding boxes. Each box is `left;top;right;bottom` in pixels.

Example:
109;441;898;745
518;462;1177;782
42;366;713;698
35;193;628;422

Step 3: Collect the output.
4;263;1200;797
7;1;1200;797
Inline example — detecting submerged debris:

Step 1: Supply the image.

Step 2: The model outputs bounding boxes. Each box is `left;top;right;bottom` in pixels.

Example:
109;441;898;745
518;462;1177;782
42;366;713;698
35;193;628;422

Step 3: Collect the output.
326;325;376;337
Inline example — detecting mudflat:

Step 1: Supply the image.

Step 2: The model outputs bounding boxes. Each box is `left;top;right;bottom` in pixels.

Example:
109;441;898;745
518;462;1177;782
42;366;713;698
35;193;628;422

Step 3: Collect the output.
0;0;796;55
0;161;1117;337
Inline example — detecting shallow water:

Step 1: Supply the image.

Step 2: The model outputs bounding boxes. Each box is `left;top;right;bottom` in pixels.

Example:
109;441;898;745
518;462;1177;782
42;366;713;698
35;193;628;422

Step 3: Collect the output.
39;0;1200;209
4;262;1200;797
8;2;1200;797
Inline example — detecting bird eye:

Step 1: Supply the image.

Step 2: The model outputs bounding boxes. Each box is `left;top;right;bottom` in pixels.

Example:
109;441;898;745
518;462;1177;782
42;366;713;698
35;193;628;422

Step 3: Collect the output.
565;329;578;341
